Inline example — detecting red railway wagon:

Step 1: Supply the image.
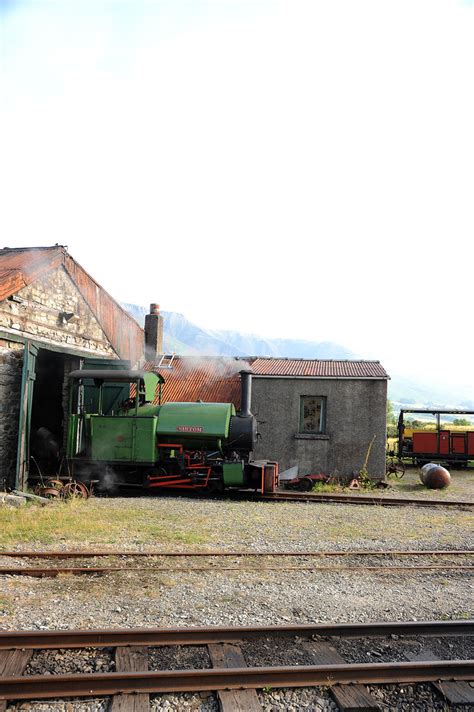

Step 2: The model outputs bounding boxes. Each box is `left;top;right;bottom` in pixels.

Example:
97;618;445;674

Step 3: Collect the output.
397;409;474;467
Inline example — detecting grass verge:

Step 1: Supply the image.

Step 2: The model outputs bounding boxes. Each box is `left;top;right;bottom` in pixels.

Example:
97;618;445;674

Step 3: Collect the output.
0;499;209;547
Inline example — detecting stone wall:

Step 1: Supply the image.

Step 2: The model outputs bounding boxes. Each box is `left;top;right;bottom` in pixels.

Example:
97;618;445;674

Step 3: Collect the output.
252;377;388;480
0;346;23;489
0;267;116;356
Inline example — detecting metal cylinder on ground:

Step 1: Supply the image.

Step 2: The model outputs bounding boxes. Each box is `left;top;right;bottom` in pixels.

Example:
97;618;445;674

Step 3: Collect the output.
419;463;451;489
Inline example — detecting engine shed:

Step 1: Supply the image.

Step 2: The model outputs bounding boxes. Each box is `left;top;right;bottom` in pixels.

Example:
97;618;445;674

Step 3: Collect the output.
0;246;157;491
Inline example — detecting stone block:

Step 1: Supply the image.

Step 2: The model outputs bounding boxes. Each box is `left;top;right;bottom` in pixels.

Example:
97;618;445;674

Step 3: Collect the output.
0;492;26;507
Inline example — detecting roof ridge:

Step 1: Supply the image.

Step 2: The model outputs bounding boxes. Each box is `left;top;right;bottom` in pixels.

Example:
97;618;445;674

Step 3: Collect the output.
63;253;143;330
165;355;381;364
0;245;67;253
251;357;381;363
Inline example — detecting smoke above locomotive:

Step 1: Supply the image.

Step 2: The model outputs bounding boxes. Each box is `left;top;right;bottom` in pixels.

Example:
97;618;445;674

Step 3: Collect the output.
66;368;277;494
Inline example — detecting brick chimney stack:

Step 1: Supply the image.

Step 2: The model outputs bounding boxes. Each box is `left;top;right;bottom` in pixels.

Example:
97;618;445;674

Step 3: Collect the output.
144;303;164;360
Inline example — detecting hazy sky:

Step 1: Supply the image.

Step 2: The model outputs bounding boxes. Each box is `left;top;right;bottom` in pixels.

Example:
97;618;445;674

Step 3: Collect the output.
1;0;473;394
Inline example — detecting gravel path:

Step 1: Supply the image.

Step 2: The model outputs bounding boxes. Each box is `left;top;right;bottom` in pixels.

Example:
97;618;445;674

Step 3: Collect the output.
1;495;473;711
1;568;471;630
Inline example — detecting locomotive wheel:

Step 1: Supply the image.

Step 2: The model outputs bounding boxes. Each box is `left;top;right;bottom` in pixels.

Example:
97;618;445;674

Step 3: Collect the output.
299;477;314;492
385;457;406;479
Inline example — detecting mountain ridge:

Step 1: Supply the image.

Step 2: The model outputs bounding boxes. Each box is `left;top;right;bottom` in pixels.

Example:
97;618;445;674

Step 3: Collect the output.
122;303;474;410
122;303;355;360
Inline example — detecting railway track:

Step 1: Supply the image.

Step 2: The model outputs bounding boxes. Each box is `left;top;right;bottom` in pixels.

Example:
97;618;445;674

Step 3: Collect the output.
260;491;474;509
1;548;473;557
0;549;472;577
1;564;472;577
136;487;474;509
0;620;473;710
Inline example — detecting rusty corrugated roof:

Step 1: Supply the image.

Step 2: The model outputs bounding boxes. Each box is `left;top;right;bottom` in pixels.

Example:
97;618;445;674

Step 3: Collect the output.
63;253;144;365
145;357;247;406
250;358;389;379
0;246;144;364
0;247;64;301
144;355;388;405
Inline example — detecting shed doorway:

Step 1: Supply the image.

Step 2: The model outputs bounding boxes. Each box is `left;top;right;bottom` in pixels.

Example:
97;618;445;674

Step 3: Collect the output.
16;349;128;489
16;346;79;489
29;349;68;480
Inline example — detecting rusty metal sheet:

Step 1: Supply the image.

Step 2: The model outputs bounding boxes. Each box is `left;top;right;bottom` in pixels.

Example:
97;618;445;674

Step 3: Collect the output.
143;356;389;409
64;254;143;365
250;358;388;379
145;357;244;406
0;247;64;301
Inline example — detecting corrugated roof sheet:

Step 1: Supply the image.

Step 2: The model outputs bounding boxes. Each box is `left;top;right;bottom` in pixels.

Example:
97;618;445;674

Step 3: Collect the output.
0;246;144;364
250;358;389;379
63;253;144;366
145;356;389;405
145;357;248;406
0;247;64;301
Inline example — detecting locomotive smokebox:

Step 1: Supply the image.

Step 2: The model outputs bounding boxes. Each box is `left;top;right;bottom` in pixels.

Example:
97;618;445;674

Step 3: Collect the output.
419;463;451;489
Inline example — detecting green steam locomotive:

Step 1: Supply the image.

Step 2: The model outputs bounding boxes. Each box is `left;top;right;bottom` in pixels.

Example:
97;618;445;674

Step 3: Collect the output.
66;368;277;493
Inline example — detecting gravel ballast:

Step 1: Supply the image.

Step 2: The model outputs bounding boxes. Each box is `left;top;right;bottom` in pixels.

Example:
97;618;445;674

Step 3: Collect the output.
1;495;473;711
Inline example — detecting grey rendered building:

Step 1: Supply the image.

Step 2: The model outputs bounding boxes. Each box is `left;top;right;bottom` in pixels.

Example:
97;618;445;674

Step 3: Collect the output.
250;358;389;480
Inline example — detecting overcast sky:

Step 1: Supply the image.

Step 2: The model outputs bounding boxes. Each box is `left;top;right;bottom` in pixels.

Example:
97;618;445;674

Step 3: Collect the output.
1;0;473;395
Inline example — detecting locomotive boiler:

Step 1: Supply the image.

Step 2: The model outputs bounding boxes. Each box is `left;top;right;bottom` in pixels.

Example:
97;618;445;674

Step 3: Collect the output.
66;368;278;493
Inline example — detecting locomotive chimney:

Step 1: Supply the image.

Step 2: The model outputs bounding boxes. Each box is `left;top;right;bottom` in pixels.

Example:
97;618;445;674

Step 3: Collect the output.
144;303;164;360
239;370;252;417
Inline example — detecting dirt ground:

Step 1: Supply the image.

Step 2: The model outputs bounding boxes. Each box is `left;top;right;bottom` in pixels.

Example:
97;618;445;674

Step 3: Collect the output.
376;465;474;501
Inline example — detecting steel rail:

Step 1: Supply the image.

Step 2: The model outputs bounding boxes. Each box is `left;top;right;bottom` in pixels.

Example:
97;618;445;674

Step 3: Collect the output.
1;660;473;699
1;620;472;650
260;492;474;508
1;564;473;577
0;549;472;558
